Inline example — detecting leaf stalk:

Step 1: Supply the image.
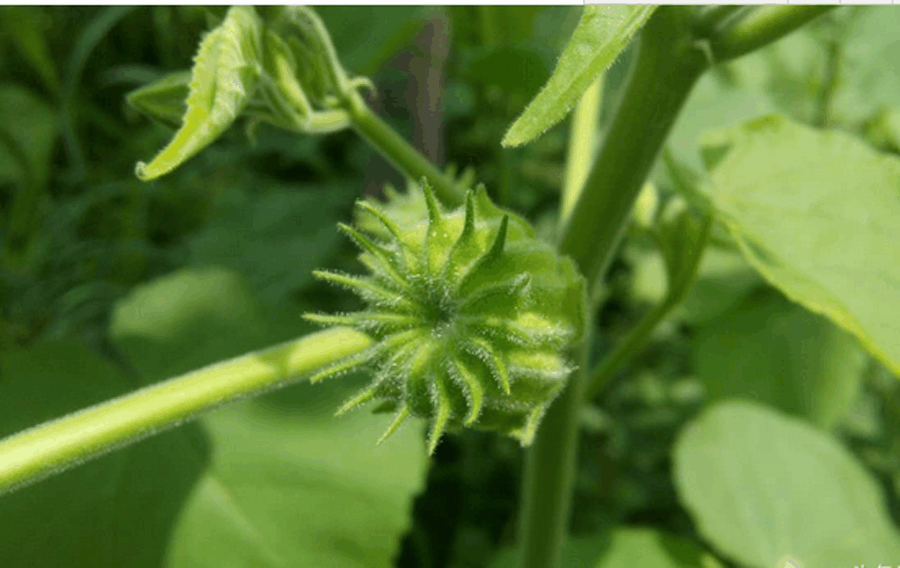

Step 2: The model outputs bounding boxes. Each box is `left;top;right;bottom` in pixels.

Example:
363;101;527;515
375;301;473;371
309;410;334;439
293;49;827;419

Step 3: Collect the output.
0;327;372;495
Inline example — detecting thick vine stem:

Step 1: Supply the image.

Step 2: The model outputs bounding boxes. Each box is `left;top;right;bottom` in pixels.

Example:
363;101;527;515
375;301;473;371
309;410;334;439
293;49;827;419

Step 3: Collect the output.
558;7;707;292
0;327;372;495
520;8;704;568
345;91;465;207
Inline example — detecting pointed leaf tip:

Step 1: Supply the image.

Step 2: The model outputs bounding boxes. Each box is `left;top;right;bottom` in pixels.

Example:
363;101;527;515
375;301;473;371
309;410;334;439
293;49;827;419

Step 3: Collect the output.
502;5;657;147
421;178;442;227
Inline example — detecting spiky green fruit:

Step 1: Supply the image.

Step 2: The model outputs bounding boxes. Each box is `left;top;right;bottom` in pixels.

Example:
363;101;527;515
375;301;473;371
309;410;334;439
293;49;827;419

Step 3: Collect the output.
305;180;586;453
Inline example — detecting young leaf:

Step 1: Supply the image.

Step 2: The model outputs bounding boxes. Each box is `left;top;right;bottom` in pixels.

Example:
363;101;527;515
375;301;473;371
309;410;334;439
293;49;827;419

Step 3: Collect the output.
675;401;900;567
683;114;900;378
502;5;657;148
125;70;192;129
135;6;262;181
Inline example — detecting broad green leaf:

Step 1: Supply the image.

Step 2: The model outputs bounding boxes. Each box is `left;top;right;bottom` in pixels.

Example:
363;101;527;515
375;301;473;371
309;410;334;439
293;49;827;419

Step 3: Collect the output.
694;290;867;429
685;114;900;377
832;6;900;125
674;400;900;567
166;387;427;568
110;267;429;568
488;528;723;568
502;5;657;147
863;107;900;153
126;70;192;129
680;244;761;325
665;73;775;173
0;84;57;190
111;267;309;383
136;6;262;181
0;341;209;568
186;183;356;304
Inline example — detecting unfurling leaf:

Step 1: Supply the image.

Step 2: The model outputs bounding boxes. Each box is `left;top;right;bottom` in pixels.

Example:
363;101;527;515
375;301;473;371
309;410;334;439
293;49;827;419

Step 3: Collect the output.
502;5;657;148
135;6;262;181
125;71;191;129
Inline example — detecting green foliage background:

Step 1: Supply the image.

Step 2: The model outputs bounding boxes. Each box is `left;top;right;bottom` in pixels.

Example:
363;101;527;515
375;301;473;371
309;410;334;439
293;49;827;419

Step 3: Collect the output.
1;6;899;568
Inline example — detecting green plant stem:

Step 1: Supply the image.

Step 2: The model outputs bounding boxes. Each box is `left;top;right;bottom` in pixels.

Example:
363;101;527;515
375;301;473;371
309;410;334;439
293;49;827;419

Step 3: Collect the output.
586;298;673;402
709;6;836;62
0;327;372;495
558;7;707;292
559;75;603;228
519;10;703;568
346;91;465;207
692;6;748;36
517;326;592;568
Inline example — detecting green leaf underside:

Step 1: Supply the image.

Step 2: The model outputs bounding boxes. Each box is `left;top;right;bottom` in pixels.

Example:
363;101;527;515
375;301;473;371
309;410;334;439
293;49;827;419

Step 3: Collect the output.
307;181;586;451
125;70;192;128
674;401;900;567
488;528;723;568
502;5;657;147
694;290;866;429
135;6;261;181
110;267;428;568
687;114;900;377
0;341;208;568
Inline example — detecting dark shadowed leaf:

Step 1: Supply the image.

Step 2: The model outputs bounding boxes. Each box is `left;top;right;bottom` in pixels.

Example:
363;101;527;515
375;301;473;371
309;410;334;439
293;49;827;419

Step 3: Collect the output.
0;341;208;568
694;290;867;428
110;267;429;568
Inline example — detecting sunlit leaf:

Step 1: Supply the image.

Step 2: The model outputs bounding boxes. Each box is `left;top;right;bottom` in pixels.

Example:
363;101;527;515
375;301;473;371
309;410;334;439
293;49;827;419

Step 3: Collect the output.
502;5;656;147
675;400;900;566
135;6;262;181
683;114;900;377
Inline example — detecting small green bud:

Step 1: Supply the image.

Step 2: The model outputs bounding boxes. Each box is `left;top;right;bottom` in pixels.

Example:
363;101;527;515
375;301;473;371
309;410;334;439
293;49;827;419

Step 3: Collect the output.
306;180;586;453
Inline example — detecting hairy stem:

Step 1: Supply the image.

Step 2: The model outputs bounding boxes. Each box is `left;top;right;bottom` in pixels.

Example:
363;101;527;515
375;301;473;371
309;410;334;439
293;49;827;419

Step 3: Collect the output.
0;327;372;495
519;9;704;568
708;6;836;62
517;329;591;568
346;91;465;207
558;7;707;291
